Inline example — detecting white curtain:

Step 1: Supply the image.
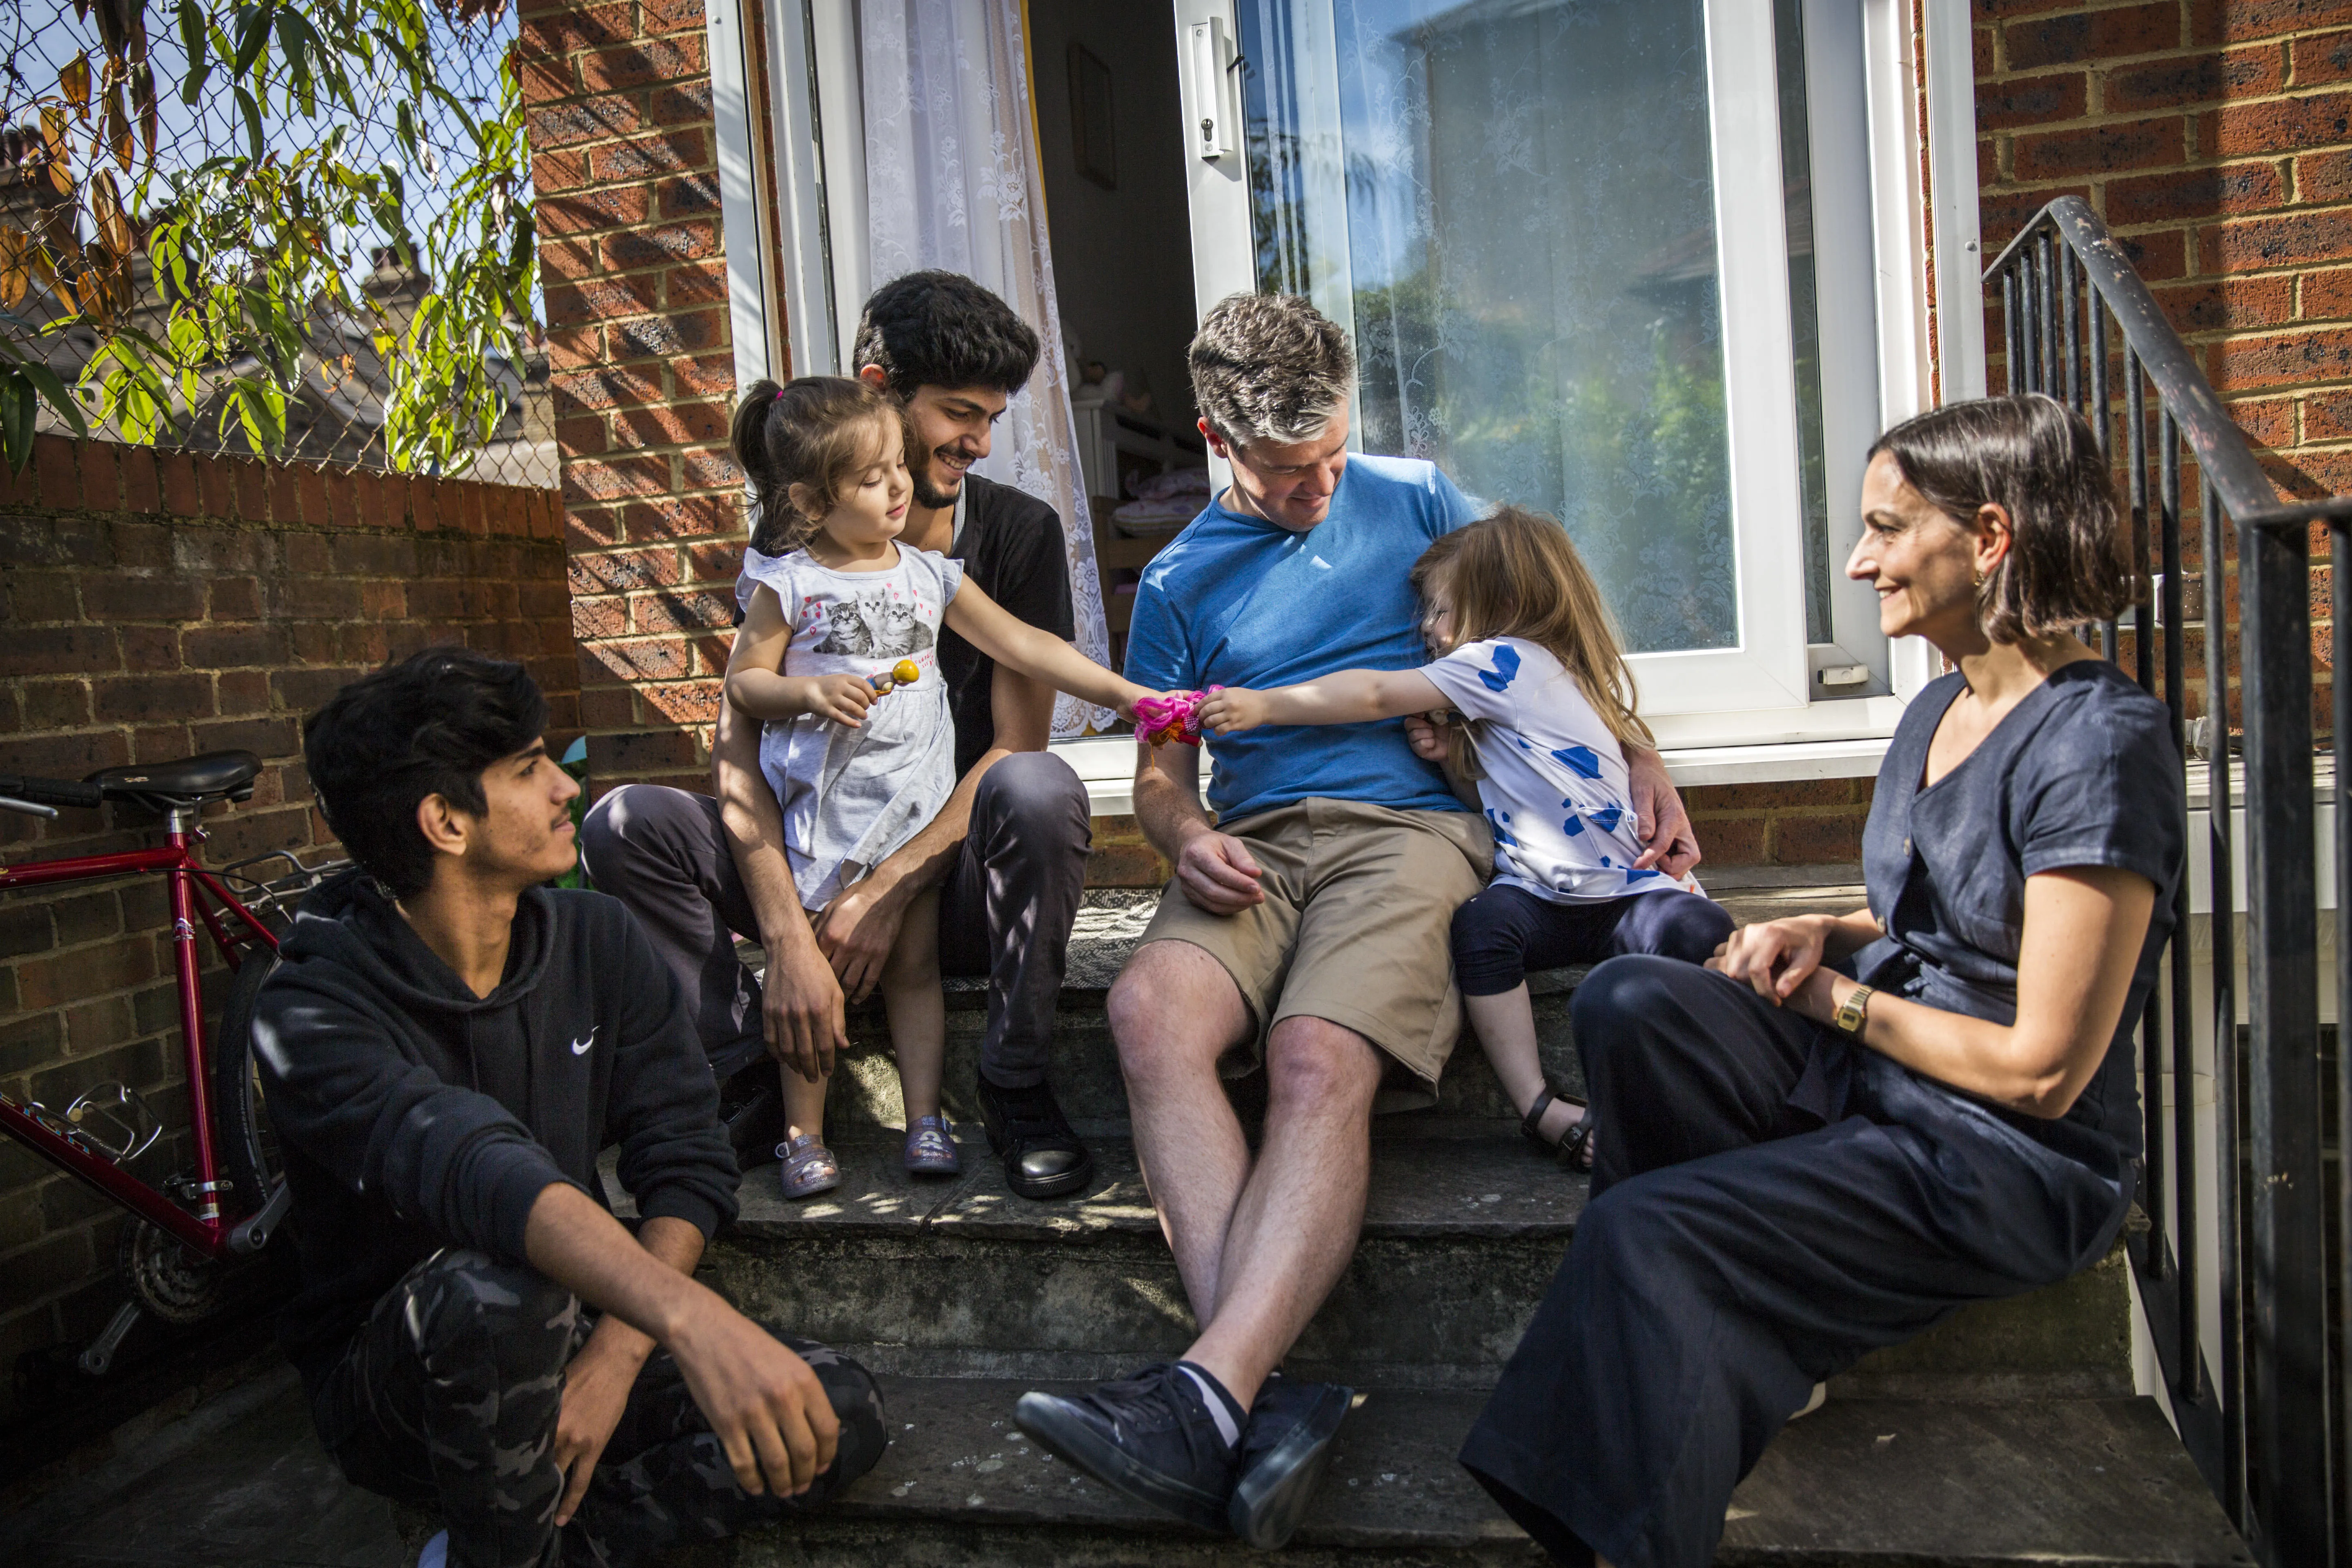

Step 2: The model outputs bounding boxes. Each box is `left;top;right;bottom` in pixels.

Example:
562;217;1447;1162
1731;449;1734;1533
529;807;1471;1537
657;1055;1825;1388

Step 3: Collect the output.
859;0;1112;735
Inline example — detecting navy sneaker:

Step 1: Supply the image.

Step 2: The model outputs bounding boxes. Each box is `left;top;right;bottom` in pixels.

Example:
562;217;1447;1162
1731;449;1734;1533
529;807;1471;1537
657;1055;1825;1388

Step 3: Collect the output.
1013;1363;1242;1532
1229;1373;1355;1548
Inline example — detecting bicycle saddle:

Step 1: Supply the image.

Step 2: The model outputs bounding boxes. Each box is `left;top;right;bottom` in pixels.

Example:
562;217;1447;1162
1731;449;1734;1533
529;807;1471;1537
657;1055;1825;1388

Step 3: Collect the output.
87;751;264;803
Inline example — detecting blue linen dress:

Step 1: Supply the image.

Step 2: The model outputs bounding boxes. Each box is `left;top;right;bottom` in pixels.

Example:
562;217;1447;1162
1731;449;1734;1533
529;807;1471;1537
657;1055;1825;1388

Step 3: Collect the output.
1458;658;2185;1568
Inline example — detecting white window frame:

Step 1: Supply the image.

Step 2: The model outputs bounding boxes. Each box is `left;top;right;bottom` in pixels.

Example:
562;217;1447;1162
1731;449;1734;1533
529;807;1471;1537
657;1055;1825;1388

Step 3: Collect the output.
712;0;1987;786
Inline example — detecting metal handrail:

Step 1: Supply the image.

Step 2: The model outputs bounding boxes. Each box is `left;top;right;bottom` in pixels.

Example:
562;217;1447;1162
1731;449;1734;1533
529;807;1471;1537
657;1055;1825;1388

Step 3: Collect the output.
1986;196;2344;1567
1986;197;2352;534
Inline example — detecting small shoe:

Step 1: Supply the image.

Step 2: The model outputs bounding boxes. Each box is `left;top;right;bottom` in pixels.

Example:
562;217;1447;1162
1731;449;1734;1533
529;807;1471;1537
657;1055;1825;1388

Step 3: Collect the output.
976;1073;1096;1200
1013;1362;1242;1533
1229;1372;1354;1549
778;1133;842;1200
1520;1086;1597;1172
903;1114;962;1177
416;1531;447;1568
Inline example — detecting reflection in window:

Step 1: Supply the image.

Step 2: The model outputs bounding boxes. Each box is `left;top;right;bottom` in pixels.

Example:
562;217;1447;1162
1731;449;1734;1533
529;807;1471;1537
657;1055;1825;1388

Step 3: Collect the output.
1238;0;1833;657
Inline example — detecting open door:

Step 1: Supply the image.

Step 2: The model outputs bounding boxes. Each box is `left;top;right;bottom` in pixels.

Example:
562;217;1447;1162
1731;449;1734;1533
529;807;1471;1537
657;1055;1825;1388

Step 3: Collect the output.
1172;0;1910;744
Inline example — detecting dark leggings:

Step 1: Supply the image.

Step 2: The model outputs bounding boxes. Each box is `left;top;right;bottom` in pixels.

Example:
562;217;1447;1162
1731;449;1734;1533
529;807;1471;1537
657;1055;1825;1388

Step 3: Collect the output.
1450;883;1734;996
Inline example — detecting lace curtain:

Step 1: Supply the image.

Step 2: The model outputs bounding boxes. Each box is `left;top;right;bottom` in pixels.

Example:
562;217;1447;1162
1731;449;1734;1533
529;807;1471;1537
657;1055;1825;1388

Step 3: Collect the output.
859;0;1113;735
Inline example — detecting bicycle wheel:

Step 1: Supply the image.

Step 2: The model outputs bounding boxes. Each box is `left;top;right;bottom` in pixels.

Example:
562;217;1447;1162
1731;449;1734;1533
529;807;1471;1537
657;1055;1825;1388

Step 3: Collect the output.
209;945;282;1216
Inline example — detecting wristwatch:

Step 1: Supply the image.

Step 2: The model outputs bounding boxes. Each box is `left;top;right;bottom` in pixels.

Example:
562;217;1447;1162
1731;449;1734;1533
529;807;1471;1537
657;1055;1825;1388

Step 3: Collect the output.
1831;983;1874;1037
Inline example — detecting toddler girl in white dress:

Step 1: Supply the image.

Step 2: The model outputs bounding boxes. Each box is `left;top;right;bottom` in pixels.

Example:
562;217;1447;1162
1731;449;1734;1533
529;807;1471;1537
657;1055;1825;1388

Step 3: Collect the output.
726;376;1153;1196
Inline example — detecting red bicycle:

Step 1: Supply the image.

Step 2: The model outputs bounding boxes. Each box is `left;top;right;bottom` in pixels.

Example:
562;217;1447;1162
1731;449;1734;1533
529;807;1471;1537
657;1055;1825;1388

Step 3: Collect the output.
0;750;340;1373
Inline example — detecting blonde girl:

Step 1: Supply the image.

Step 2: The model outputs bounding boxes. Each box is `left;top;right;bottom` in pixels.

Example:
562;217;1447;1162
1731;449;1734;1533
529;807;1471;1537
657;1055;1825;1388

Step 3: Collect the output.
727;376;1155;1196
1198;507;1732;1170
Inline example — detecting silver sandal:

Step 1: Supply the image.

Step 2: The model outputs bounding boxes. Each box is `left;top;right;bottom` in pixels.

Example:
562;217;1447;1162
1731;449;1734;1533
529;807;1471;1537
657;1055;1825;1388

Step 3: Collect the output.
778;1133;842;1199
903;1114;961;1176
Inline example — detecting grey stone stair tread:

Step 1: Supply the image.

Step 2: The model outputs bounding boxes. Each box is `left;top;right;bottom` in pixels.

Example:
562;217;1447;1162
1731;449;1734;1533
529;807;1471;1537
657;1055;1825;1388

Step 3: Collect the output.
719;1133;1586;1243
838;1374;1527;1549
1719;1396;2251;1566
814;1379;2245;1565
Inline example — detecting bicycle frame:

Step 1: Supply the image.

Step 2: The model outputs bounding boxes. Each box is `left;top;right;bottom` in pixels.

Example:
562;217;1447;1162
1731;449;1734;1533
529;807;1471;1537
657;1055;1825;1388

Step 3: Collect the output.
0;805;281;1257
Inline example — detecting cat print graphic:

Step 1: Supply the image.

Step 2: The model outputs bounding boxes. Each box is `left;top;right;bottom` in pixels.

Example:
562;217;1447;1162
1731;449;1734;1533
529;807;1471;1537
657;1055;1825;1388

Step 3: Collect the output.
813;589;936;659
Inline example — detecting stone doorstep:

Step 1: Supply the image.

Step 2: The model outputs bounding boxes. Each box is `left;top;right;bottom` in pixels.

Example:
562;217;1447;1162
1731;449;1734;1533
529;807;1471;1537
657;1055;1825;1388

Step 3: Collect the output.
0;1362;2246;1568
613;1129;2135;1403
747;1378;2248;1568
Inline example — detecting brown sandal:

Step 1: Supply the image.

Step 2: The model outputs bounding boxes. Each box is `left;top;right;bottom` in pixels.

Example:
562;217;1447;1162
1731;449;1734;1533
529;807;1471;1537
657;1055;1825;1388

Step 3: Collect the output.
1520;1087;1597;1171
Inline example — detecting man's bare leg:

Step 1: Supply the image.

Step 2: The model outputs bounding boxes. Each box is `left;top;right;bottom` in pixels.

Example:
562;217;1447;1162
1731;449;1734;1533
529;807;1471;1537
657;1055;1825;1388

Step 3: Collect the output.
1107;941;1256;1313
1183;1016;1382;1411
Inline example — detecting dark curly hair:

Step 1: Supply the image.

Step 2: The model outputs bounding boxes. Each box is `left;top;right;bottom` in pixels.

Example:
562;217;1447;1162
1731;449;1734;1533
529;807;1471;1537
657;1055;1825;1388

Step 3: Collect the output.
303;648;549;899
851;270;1040;399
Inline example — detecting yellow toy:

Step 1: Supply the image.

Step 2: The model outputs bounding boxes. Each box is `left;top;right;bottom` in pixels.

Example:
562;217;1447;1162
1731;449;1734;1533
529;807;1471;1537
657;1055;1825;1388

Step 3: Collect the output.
867;659;922;694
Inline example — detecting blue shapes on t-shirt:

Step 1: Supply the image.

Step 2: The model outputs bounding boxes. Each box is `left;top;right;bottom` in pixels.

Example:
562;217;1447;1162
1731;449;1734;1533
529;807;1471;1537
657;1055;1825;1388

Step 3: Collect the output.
1552;744;1602;779
1625;866;1662;884
1561;813;1585;837
1599;855;1613;868
1479;644;1522;693
1485;807;1520;847
1589;804;1624;833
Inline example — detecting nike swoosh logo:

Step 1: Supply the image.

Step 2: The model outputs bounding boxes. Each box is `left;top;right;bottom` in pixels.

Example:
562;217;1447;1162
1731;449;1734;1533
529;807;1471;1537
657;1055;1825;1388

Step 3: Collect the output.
570;1027;597;1056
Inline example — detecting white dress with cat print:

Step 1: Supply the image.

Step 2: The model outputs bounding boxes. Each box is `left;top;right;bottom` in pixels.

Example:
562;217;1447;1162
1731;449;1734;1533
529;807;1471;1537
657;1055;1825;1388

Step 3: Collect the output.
1417;636;1702;904
735;542;963;909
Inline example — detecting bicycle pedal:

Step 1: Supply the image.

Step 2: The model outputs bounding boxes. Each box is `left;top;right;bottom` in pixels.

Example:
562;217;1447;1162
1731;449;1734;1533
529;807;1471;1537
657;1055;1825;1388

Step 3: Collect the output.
64;1082;161;1164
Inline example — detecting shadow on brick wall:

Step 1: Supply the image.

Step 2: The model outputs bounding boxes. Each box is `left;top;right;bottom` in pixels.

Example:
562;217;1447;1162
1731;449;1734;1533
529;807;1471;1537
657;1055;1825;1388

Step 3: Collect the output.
0;434;576;1424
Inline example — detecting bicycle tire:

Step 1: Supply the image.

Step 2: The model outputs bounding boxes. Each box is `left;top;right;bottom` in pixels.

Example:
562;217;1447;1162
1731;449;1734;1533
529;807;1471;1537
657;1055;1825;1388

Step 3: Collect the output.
210;946;282;1216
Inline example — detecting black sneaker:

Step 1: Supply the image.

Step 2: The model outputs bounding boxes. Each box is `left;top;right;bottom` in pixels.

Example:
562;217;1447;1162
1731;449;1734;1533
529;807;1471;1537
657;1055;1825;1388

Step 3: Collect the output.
975;1073;1096;1199
1229;1373;1354;1548
1013;1364;1241;1532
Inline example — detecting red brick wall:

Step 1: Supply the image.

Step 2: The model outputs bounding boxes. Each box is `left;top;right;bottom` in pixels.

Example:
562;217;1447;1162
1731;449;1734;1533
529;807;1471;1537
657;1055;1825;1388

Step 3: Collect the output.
517;0;747;795
0;436;575;1417
1976;0;2352;736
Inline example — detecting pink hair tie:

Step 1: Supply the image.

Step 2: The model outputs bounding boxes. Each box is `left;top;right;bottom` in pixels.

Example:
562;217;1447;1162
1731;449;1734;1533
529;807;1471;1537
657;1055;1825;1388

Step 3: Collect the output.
1135;687;1222;748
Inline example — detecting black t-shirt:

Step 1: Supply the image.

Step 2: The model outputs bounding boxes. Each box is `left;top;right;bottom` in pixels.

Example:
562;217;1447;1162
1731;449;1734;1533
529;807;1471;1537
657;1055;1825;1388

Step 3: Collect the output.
940;473;1075;778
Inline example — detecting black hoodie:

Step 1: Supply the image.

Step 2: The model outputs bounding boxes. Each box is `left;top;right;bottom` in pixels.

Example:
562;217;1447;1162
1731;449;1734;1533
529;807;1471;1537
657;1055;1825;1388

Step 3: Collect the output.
253;869;739;1391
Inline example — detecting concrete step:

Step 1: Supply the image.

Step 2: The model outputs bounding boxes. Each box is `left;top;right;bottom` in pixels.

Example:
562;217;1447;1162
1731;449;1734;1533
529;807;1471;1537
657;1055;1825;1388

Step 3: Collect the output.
739;1375;2249;1567
618;1125;2134;1399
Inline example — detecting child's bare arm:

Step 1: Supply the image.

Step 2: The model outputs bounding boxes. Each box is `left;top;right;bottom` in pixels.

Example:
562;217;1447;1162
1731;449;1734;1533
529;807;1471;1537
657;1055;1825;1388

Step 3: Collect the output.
724;586;875;727
1200;668;1450;733
942;579;1151;718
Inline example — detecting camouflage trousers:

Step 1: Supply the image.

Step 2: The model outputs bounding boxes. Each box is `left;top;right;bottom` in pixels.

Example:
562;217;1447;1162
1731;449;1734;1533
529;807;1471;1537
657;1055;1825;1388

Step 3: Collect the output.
311;1249;887;1568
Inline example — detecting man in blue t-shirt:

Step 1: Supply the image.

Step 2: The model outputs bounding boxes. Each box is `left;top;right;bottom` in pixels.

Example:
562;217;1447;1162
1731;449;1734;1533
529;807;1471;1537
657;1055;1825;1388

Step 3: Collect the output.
1014;296;1699;1546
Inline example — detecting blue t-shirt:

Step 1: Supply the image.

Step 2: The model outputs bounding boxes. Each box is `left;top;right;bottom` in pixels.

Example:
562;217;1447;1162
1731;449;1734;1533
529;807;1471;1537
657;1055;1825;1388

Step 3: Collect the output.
1123;454;1480;822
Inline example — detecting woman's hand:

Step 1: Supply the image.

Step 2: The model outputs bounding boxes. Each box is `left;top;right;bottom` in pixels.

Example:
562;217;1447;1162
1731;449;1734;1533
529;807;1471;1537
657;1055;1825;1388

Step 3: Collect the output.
804;675;876;727
1706;915;1838;1005
1198;688;1272;734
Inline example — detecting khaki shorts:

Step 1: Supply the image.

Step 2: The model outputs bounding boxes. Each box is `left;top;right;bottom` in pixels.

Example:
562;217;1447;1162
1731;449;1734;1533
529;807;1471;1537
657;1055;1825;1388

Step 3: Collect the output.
1137;797;1493;1110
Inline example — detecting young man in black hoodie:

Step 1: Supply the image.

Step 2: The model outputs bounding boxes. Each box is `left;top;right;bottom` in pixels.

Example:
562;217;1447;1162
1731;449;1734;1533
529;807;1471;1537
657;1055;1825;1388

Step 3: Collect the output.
255;649;884;1568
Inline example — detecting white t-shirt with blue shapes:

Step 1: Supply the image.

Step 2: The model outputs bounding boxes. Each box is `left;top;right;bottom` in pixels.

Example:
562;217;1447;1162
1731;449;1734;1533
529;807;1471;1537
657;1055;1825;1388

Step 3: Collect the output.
1419;636;1699;905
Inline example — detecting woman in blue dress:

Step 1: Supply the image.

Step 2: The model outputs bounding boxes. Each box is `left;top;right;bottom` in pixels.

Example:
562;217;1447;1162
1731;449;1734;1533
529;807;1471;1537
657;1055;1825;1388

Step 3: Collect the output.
1459;393;2185;1568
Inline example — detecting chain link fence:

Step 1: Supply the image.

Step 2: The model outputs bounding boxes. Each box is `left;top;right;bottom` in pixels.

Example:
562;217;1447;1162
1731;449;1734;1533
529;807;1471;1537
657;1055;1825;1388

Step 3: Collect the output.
1;0;549;484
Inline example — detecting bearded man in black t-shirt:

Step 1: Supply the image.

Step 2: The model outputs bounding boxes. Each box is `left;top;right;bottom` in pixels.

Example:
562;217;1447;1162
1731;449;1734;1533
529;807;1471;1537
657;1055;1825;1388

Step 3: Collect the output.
583;271;1098;1200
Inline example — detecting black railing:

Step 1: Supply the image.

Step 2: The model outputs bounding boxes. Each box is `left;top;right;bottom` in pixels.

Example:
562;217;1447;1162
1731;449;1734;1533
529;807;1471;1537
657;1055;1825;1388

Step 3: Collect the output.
1986;196;2352;1567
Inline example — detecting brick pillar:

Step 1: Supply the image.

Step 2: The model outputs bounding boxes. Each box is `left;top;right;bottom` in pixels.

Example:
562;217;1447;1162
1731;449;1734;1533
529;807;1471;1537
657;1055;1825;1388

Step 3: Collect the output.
1975;0;2352;736
517;0;746;793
